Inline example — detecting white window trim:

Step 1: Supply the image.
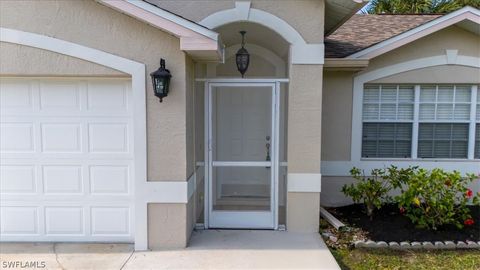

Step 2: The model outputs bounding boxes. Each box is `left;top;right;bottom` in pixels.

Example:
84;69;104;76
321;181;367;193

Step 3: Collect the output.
361;84;477;159
345;54;480;176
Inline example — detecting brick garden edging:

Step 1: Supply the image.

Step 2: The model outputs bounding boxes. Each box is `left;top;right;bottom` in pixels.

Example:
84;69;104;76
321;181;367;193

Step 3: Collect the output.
354;240;480;250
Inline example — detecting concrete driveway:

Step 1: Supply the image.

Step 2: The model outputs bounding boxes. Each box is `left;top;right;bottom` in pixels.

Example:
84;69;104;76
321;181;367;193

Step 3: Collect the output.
0;230;340;270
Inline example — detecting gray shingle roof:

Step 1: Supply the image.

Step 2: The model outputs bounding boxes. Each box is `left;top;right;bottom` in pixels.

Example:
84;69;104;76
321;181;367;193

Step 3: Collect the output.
325;14;442;58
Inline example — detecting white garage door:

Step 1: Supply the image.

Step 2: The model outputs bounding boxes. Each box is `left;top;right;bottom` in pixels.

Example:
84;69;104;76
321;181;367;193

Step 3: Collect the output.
0;78;134;242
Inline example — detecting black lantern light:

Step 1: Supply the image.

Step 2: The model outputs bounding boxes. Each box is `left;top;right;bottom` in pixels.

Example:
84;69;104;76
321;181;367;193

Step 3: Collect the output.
150;58;172;102
235;31;250;78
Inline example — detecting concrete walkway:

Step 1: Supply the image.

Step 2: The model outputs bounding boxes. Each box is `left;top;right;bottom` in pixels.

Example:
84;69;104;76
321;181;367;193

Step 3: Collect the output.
0;230;340;270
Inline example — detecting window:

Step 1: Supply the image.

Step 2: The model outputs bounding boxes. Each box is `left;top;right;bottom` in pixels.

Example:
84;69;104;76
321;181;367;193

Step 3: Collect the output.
362;85;414;158
361;84;479;159
418;123;468;158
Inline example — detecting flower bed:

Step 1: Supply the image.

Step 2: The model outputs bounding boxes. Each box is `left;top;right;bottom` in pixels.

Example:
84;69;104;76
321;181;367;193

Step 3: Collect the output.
328;204;479;243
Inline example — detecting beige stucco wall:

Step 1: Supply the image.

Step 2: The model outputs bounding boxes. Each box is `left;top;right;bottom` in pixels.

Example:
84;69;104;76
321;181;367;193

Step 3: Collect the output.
287;64;323;232
321;71;354;161
0;42;125;77
0;0;189;182
367;25;480;71
371;65;480;84
150;0;325;43
288;65;323;173
186;56;196;179
148;203;189;249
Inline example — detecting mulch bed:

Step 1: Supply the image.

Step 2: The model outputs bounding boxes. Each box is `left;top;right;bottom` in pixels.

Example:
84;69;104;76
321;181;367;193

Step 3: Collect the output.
327;204;480;242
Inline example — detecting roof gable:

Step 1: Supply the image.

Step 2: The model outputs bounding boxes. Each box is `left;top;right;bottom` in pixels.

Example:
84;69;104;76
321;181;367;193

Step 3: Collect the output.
325;6;480;59
348;6;480;59
325;14;440;58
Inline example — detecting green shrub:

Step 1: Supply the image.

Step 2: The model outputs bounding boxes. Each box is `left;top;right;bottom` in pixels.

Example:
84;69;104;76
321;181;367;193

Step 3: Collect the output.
342;167;393;218
392;168;479;230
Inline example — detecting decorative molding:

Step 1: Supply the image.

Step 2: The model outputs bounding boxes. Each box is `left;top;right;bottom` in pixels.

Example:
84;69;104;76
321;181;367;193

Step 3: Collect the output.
199;1;324;64
445;49;458;64
347;6;480;59
287;173;321;192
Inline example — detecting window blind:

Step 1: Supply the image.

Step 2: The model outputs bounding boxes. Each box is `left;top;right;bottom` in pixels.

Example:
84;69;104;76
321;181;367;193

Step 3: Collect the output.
418;123;469;158
419;85;471;121
361;84;477;159
362;123;412;158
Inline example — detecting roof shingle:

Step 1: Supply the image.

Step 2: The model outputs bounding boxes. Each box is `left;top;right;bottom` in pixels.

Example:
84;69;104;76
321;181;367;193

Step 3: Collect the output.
325;14;442;58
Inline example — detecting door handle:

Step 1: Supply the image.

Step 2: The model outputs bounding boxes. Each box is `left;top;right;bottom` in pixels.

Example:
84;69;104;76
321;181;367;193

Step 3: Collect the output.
266;136;271;169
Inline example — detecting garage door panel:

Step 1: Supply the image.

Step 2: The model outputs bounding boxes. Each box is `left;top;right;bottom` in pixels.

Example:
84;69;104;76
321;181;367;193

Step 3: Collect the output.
0;123;35;152
41;123;82;153
0;165;36;194
0;206;39;235
86;81;129;112
43;166;83;195
88;123;129;153
0;78;134;242
45;207;84;236
91;207;130;236
39;81;81;111
90;165;129;194
0;80;33;110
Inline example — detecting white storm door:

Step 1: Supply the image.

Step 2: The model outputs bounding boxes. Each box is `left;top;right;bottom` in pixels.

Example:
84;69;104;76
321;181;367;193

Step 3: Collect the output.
207;82;279;229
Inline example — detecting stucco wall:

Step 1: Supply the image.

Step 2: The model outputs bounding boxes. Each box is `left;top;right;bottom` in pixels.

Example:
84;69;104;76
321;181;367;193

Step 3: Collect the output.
149;0;325;43
0;0;189;182
148;203;189;249
321;71;354;161
186;56;196;179
287;64;323;232
0;42;125;77
367;25;480;71
371;65;480;84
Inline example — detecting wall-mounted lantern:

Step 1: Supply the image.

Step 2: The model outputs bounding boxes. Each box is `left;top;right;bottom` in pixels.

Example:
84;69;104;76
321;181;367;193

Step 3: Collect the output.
150;58;172;102
235;31;250;78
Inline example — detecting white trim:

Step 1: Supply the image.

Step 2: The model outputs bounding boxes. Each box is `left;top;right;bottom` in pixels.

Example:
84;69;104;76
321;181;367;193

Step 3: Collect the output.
205;80;280;229
196;78;289;83
287;173;322;192
322;160;480;176
345;54;480;178
212;161;272;167
0;28;151;250
199;1;324;64
351;54;480;162
348;6;480;59
468;85;478;159
411;85;420;159
125;0;219;40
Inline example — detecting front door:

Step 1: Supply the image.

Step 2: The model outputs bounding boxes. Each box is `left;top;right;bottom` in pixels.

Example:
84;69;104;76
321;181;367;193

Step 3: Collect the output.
206;82;279;229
